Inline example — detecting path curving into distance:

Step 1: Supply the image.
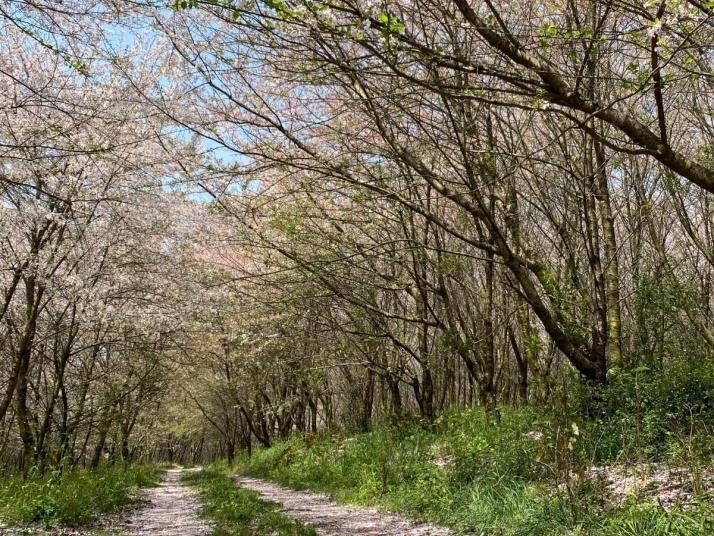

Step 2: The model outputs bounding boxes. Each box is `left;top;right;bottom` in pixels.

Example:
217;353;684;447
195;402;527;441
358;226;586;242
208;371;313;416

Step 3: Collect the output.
236;476;454;536
118;468;212;536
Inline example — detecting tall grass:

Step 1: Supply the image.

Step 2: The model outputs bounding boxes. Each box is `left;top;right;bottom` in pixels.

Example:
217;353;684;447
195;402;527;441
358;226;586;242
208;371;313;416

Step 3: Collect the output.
0;464;163;528
236;408;713;535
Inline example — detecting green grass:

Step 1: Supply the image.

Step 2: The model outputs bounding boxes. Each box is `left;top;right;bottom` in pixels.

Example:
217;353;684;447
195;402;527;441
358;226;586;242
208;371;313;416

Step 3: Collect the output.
182;464;316;536
0;464;164;529
235;408;713;536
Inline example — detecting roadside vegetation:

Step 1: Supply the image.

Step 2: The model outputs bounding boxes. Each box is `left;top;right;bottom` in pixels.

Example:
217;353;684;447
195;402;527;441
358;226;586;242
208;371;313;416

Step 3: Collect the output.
0;465;163;530
237;364;714;536
183;465;316;536
237;418;712;535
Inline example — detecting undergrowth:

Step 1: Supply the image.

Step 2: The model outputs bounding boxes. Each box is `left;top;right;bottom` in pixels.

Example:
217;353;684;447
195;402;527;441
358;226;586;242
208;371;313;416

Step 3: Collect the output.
236;406;713;536
183;464;316;536
0;464;163;529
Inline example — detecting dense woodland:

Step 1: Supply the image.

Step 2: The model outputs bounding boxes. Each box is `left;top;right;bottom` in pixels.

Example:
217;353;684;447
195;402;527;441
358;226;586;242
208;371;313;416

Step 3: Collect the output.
0;0;713;475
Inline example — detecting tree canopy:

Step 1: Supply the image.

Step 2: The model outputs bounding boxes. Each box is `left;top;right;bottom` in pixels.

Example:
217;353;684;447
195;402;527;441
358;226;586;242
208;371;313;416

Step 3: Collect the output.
0;0;713;470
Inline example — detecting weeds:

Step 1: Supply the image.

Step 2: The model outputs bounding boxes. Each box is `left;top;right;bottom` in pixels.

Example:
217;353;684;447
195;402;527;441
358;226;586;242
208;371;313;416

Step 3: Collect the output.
182;464;316;536
0;464;163;529
236;408;713;535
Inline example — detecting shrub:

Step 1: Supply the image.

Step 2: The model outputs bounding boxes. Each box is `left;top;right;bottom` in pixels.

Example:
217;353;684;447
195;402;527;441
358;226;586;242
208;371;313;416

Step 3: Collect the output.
575;356;714;464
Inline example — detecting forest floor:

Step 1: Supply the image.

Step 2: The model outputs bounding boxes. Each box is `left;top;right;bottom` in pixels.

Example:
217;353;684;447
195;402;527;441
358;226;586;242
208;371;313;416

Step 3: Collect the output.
235;476;453;536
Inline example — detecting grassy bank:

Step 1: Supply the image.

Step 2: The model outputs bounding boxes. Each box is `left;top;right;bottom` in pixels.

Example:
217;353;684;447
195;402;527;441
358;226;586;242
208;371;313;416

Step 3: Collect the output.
236;408;713;536
182;465;315;536
0;464;163;529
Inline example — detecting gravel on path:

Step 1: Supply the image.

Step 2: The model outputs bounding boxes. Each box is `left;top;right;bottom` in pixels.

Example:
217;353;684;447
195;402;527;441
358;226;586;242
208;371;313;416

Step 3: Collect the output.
236;476;453;536
118;468;211;536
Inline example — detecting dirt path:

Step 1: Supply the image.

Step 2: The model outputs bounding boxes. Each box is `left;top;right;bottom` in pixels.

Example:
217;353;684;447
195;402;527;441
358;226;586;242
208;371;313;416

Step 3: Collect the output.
236;476;453;536
118;468;211;536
